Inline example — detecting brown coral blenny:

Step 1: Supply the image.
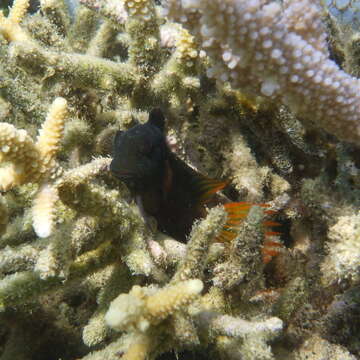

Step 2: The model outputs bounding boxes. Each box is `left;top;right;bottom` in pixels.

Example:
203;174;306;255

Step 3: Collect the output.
110;109;282;263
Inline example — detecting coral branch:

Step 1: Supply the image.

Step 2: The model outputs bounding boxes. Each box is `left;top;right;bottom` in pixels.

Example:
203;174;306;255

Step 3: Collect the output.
32;183;59;238
0;0;30;42
39;0;71;36
0;0;359;358
0;238;44;274
0;123;42;190
36;97;68;162
198;312;283;339
212;206;265;291
165;0;360;143
321;213;360;285
9;41;138;93
0;240;119;308
79;0;128;24
8;0;30;24
105;279;203;332
122;333;153;360
0;97;68;191
171;206;227;283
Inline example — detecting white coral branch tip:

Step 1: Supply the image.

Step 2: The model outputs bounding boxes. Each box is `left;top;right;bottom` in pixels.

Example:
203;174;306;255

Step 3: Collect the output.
32;184;59;238
36;97;68;160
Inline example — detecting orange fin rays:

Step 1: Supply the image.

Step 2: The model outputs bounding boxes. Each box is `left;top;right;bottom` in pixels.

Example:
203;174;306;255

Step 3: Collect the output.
262;238;284;264
187;172;284;264
214;202;284;264
190;173;229;205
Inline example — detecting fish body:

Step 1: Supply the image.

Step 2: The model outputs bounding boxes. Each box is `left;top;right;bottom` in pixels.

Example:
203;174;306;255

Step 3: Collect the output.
110;109;223;241
110;109;281;260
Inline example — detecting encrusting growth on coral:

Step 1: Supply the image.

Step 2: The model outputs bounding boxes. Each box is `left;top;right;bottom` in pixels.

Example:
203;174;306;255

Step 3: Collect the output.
0;195;8;236
321;213;360;285
171;206;227;283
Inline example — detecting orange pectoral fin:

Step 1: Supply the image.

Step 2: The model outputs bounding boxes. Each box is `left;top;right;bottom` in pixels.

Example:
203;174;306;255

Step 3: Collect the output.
191;174;229;205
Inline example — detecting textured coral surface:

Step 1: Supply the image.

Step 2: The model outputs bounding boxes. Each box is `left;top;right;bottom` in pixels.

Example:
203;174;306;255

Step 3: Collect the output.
0;0;359;359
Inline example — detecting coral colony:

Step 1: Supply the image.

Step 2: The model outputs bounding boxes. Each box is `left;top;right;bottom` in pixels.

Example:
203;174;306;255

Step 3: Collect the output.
0;0;359;359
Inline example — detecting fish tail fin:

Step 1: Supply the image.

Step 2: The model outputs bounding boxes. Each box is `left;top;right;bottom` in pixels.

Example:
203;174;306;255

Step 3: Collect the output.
262;238;284;264
215;202;253;243
215;202;283;263
262;221;283;264
188;172;284;264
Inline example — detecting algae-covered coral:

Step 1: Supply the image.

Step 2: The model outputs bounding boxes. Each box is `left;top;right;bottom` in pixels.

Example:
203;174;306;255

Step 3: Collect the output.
0;0;359;359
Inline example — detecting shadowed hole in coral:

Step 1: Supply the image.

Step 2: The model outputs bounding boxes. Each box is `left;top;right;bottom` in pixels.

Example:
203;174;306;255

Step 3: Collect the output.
222;183;240;202
1;309;89;360
278;218;292;249
65;291;89;308
348;146;360;168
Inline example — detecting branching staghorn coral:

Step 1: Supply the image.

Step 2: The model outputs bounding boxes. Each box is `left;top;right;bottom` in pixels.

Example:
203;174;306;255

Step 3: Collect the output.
0;96;67;190
105;279;204;333
0;0;360;359
164;0;360;143
212;206;266;291
321;212;360;285
93;207;283;360
170;206;227;283
0;0;31;42
198;312;283;360
99;279;205;360
0;97;67;238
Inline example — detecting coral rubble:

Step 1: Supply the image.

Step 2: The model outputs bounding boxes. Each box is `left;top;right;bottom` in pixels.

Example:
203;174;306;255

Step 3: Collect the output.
0;0;359;359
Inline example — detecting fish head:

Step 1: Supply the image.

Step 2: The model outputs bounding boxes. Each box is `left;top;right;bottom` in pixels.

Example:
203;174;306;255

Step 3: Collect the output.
110;109;168;194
